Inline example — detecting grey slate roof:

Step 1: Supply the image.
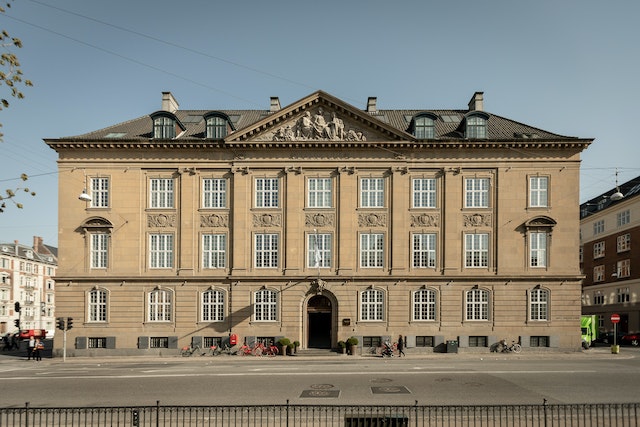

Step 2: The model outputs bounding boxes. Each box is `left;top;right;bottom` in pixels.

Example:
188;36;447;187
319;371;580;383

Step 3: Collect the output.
0;242;58;265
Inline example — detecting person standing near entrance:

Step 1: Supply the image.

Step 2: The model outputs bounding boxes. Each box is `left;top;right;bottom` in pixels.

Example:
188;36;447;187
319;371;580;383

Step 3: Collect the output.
397;335;405;357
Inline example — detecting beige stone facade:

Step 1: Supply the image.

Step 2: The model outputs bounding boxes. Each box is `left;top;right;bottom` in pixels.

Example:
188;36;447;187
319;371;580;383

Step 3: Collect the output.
46;91;591;356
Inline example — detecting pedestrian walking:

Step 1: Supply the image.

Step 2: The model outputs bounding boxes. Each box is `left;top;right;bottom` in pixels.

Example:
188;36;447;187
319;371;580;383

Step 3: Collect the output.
27;335;35;360
397;335;405;357
33;339;43;361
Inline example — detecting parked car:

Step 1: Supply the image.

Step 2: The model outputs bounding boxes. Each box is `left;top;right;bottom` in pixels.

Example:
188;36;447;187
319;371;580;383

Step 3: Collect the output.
593;331;625;346
621;332;640;347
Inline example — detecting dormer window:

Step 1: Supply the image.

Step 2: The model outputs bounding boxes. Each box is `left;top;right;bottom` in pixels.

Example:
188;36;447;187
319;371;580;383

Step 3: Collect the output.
465;114;487;139
412;114;436;139
206;115;227;139
153;116;175;139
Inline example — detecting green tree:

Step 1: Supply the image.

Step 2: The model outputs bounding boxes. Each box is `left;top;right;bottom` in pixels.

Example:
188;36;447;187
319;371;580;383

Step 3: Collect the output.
1;0;35;212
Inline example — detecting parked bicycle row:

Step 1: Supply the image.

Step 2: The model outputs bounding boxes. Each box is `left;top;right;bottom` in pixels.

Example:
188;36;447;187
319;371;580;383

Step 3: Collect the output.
181;337;298;357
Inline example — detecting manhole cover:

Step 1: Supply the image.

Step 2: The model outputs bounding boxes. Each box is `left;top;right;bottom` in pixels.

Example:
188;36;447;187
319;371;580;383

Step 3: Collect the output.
370;378;393;383
300;390;340;398
310;384;335;389
371;386;411;394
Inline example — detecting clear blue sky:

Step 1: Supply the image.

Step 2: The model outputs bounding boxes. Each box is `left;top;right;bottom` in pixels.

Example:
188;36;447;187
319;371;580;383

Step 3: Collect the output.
1;0;639;248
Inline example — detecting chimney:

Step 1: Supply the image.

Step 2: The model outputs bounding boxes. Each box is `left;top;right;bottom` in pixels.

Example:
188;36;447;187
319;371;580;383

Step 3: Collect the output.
270;97;281;112
162;92;179;113
468;92;484;111
366;97;377;113
33;236;43;252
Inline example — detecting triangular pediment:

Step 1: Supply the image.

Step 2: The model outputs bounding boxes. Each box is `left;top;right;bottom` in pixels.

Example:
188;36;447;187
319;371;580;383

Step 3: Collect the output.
226;91;412;145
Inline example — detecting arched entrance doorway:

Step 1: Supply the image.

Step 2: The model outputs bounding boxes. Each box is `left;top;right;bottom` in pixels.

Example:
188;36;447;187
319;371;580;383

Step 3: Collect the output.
307;295;333;349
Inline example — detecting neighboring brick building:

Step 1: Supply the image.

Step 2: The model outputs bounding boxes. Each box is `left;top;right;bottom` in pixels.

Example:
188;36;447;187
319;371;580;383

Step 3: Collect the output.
45;91;591;356
0;236;57;337
580;175;640;335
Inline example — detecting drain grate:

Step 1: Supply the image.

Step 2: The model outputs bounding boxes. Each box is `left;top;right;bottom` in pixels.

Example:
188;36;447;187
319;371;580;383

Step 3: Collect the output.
371;386;411;394
300;389;340;398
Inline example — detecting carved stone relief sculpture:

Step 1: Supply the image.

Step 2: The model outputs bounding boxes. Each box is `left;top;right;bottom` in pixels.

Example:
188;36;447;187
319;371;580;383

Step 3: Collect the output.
358;212;387;227
463;213;492;227
272;108;367;142
147;214;176;228
253;213;282;227
305;213;335;228
200;214;229;228
410;213;440;228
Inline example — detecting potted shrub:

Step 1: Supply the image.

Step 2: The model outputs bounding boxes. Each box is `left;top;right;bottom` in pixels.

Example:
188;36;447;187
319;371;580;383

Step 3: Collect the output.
287;343;295;355
277;338;291;356
347;337;359;355
337;340;347;354
293;341;300;354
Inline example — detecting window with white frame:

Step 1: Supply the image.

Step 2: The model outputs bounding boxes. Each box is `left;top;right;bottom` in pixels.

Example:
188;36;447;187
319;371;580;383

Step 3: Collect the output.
202;178;227;208
617;233;631;252
153;116;175;139
465;233;489;268
88;288;107;322
148;289;172;322
617;209;630;227
617;259;630;278
412;233;436;268
150;178;174;208
90;177;109;208
202;289;224;322
206;115;227;139
593;241;605;259
255;234;278;268
412;178;436;208
360;233;384;268
360;288;383;321
360;178;384;208
529;288;549;321
617;287;630;303
413;115;435;139
593;265;605;282
412;288;436;321
254;289;277;321
255;178;279;208
465;288;489;321
150;234;173;269
593;220;604;235
466;115;487;138
90;233;109;269
307;178;332;208
529;232;547;267
464;178;489;208
308;233;331;268
594;291;604;305
529;176;548;207
202;234;226;269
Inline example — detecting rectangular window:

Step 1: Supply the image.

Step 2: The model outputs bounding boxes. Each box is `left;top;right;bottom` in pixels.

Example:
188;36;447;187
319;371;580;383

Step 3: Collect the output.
360;233;384;268
415;336;434;347
412;178;436;208
412;234;436;268
150;234;173;269
360;178;384;208
593;265;605;283
202;234;226;269
202;178;227;208
254;289;277;321
308;233;331;268
89;289;107;322
465;178;489;208
203;337;222;348
413;289;436;321
465;234;489;268
90;177;109;208
255;234;278;268
529;288;548;321
594;291;604;305
469;336;488;347
617;287;630;303
617;234;631;252
617;259;631;279
593;220;604;235
150;178;174;208
308;178;332;208
90;234;109;269
530;232;547;267
202;290;224;322
530;336;549;347
255;178;279;208
88;338;107;349
617;210;630;227
360;289;383;321
529;177;548;207
593;241;605;259
466;289;489;321
150;337;169;348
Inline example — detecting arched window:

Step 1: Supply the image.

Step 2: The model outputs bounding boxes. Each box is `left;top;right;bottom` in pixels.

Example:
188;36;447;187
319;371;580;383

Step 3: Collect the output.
465;288;490;320
254;289;277;321
465;114;487;139
88;288;108;322
206;115;227;139
413;115;435;139
529;287;549;321
148;288;172;322
153;115;176;139
412;288;436;321
202;289;225;322
360;288;384;321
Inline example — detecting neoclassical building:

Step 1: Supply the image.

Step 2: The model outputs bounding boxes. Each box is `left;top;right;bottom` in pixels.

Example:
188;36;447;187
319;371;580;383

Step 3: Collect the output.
46;91;591;356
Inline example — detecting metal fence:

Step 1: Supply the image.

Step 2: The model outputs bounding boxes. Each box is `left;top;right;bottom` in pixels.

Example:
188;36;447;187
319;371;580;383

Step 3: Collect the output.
1;401;638;426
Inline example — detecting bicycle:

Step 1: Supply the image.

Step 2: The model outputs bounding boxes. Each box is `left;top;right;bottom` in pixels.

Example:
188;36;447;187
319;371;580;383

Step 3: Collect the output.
181;344;204;357
497;339;522;353
210;343;237;356
237;342;263;356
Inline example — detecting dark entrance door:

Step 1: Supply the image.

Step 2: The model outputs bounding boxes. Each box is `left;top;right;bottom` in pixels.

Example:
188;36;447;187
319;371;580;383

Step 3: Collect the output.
307;295;332;349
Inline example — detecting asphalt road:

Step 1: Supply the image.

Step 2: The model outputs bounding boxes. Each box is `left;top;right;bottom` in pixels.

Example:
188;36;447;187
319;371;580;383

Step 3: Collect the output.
1;347;638;408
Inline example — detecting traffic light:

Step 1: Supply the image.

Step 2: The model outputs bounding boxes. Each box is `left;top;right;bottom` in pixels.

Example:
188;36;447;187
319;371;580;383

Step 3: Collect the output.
66;317;73;330
57;317;65;330
14;302;20;313
14;319;20;329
